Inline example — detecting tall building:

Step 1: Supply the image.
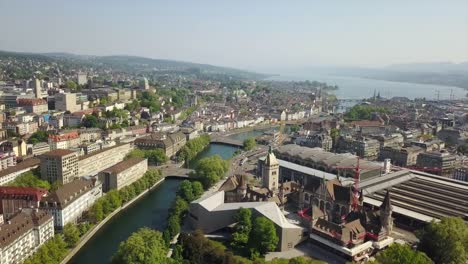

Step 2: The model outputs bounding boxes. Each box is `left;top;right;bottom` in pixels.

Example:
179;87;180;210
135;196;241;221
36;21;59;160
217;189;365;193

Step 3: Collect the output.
55;93;77;112
77;73;87;85
140;77;149;90
33;78;41;99
262;146;279;191
0;208;54;264
40;150;79;184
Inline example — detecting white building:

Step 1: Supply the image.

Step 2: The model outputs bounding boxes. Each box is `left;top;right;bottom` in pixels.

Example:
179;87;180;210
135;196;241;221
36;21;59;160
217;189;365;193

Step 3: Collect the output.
40;179;102;229
0;209;54;264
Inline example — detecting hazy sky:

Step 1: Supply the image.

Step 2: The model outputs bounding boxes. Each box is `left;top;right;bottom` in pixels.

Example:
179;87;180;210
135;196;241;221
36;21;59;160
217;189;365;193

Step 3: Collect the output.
0;0;467;71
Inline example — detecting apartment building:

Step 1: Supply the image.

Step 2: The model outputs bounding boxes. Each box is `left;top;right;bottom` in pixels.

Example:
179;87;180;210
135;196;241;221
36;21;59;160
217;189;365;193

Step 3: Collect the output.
48;131;81;150
40;149;79;184
99;158;148;192
0;209;54;264
78;143;133;177
0;187;48;220
134;131;186;157
16;98;48;114
40;179;102;229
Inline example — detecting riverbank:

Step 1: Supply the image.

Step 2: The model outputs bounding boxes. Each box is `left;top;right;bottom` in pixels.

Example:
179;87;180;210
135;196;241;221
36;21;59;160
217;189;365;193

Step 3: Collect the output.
61;175;179;264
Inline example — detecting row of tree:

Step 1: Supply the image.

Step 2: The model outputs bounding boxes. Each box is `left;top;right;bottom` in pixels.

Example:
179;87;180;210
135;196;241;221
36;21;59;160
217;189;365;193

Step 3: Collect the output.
89;170;163;223
126;149;168;165
178;134;211;163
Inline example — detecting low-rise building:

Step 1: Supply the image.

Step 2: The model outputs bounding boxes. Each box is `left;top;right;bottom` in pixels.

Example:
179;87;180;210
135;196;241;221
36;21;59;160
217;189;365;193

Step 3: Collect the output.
296;133;333;151
40;179;102;229
0;152;16;171
16;98;48;114
99;158;148;192
378;146;424;167
416;151;457;176
48;131;81;150
31;142;50;156
452;166;468;182
134;132;186;158
0;208;54;264
0;187;48;220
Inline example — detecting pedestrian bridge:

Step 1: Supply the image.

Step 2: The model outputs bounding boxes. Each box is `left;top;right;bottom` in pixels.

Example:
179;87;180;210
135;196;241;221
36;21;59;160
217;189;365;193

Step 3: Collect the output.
210;136;243;148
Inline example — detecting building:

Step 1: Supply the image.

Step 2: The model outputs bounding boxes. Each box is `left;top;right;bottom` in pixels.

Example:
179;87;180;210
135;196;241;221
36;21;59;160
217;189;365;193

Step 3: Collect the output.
99;158;148;192
55;93;77;112
0;152;16;171
188;191;306;252
0;140;27;158
33;78;42;98
0;187;48;220
378;146;424;167
40;149;79;184
452;166;468;182
48;131;81;150
295;133;333;151
262;146;279;191
0;208;54;264
31;142;50;156
416;151;457;176
134;132;186;158
40;179;102;229
77;73;87;85
78;143;133;177
0;158;41;186
16;98;48;114
336;136;380;160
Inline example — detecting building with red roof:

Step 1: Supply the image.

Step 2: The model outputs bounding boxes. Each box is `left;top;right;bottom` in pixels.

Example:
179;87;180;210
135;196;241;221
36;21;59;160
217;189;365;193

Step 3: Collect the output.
0;186;48;220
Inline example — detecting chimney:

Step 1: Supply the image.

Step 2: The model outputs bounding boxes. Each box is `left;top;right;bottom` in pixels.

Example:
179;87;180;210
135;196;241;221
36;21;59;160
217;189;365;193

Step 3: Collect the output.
383;159;391;174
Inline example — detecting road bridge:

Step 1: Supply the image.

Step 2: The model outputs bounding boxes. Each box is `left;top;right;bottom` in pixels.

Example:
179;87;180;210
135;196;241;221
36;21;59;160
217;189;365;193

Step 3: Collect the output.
210;136;243;148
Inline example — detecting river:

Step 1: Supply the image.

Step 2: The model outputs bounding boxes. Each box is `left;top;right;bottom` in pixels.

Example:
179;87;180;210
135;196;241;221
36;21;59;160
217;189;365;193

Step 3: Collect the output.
69;132;255;263
267;74;466;100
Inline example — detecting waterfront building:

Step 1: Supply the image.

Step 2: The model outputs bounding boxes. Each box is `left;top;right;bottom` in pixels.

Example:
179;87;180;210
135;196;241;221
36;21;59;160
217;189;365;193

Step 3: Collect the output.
0;208;54;264
99;158;148;192
134;132;186;158
40;179;102;229
40;149;79;184
0;187;47;220
78;143;133;177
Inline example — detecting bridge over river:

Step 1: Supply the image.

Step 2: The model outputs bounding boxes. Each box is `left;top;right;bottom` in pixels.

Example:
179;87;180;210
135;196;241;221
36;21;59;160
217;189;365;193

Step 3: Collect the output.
210;136;243;148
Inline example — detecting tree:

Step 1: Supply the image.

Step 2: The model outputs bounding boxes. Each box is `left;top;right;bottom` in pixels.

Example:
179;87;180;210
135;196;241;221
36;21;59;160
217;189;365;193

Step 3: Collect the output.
83;114;99;128
88;200;104;223
191;155;229;189
249;216;279;255
66;80;77;90
145;149;167;165
27;131;49;144
63;223;81;248
8;171;51;190
231;208;252;249
370;243;432;264
243;137;256;151
111;228;168;264
191;181;204;199
417;217;468;264
126;149;146;159
177;180;194;202
344;105;388;120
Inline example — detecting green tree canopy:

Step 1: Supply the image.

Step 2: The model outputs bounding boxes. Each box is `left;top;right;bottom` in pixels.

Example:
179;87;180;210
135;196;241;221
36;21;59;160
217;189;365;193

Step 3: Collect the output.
417;217;468;264
27;131;49;144
190;155;229;189
8;171;51;190
344;104;388;120
63;223;81;248
66;80;77;89
111;228;168;264
82;114;99;128
231;208;252;249
249;216;279;255
370;243;432;264
243;137;256;151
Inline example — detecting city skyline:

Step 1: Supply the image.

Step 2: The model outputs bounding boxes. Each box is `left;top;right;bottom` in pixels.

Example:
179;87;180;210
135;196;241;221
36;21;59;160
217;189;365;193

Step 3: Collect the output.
0;0;467;71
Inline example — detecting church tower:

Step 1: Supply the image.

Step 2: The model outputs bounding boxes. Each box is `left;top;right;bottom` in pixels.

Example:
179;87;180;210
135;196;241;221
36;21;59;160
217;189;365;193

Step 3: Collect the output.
263;146;279;191
380;190;393;235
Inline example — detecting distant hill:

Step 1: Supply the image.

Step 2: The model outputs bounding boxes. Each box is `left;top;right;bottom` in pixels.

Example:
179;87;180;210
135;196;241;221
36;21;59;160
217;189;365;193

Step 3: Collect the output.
0;50;267;80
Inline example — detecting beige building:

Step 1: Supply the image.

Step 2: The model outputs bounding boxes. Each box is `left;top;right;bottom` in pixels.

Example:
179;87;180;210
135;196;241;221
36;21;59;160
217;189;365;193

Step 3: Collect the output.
78;143;133;177
99;158;148;192
134;132;186;158
189;191;306;252
0;209;54;264
40;149;79;184
55;93;77;112
378;146;424;167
